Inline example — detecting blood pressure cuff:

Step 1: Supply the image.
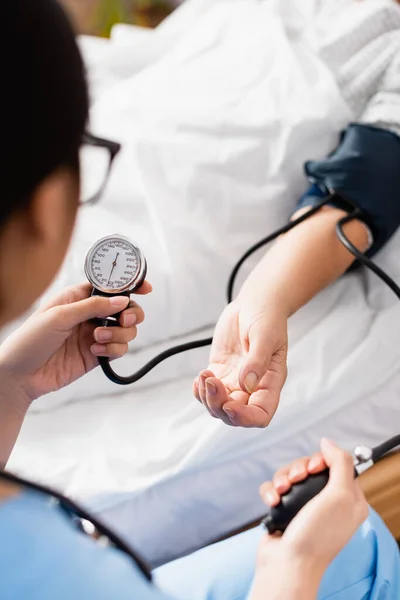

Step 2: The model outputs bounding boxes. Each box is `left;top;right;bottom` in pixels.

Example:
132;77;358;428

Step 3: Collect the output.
296;124;400;257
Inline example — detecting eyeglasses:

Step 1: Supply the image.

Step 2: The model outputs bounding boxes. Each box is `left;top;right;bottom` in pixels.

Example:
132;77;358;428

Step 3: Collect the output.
80;132;121;205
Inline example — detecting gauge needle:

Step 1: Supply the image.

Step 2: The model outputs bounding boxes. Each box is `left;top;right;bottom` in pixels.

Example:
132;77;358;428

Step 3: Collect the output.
107;252;119;285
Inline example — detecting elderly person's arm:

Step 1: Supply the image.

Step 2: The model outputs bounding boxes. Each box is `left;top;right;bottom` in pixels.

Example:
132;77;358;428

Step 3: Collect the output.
194;121;400;427
194;200;370;427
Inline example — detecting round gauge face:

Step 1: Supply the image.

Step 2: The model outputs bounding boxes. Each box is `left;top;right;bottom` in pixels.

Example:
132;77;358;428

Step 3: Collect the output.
85;235;144;293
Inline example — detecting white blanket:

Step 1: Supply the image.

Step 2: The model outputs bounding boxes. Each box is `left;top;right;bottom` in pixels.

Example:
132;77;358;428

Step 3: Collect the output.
8;0;400;564
22;0;354;410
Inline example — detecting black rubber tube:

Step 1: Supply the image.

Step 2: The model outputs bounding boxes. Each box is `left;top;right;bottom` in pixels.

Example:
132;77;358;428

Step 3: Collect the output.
99;196;335;385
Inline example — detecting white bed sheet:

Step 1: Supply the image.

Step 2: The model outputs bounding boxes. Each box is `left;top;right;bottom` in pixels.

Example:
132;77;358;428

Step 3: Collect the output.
7;0;400;566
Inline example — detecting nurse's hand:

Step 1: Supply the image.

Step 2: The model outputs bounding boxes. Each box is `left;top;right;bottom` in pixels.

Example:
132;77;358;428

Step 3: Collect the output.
251;439;369;599
193;298;288;427
0;282;151;402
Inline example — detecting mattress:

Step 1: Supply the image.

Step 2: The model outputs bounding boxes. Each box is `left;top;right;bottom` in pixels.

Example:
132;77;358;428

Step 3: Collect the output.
7;0;400;567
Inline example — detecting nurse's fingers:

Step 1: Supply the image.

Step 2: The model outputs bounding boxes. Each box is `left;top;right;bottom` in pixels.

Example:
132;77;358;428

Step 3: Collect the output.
260;469;303;505
320;438;355;488
272;466;292;495
307;452;326;474
119;302;145;327
91;342;129;359
272;459;310;494
288;457;313;484
272;454;327;494
259;452;331;517
132;281;153;295
94;325;137;345
259;482;281;507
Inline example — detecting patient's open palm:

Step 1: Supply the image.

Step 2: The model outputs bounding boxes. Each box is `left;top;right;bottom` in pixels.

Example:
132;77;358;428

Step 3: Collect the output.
193;300;288;427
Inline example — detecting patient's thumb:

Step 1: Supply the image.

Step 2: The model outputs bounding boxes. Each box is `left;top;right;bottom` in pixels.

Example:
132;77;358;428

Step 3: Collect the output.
239;334;273;394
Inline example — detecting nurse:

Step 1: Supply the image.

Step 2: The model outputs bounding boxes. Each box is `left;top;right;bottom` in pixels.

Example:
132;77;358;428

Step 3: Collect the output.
0;1;398;599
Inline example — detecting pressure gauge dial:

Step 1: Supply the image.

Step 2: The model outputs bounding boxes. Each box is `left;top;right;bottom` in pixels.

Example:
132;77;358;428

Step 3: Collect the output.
84;234;147;295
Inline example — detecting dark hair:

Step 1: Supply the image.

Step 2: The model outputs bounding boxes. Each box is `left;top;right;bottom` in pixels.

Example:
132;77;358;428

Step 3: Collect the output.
2;0;89;226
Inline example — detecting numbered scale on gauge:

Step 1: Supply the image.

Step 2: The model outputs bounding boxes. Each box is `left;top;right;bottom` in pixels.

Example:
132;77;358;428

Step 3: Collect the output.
85;234;147;326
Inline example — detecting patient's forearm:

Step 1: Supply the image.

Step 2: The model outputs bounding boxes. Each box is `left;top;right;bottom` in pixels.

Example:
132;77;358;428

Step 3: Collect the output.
238;207;370;317
0;371;30;468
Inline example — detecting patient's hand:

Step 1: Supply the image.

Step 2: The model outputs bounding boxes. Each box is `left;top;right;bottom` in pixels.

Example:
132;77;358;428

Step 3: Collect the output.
0;282;151;402
194;205;371;428
193;298;288;427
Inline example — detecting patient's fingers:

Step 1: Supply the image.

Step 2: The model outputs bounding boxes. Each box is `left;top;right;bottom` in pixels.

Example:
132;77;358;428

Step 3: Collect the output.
233;363;286;427
198;371;230;421
205;377;236;426
193;378;201;402
221;398;270;428
193;371;236;426
199;370;213;405
221;385;280;427
205;376;229;409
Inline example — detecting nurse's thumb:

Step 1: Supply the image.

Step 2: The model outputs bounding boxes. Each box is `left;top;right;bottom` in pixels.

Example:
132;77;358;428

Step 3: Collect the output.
53;295;130;329
320;438;355;488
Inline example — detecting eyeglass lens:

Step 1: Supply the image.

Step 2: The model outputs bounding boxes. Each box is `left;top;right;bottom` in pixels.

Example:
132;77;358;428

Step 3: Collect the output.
79;144;112;204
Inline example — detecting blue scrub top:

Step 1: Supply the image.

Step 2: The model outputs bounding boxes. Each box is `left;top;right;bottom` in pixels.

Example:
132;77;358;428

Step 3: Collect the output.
0;488;399;600
0;490;172;600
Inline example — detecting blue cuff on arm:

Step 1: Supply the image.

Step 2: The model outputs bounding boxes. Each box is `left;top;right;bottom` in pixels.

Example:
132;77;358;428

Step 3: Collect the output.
296;124;400;258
